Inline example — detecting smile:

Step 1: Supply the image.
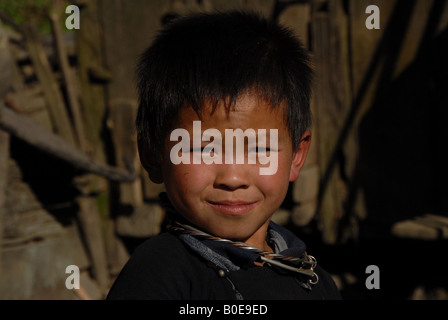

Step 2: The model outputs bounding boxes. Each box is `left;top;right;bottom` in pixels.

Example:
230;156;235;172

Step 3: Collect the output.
206;200;259;216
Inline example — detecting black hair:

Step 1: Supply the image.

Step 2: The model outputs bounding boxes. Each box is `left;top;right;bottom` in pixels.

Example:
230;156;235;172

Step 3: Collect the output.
136;10;313;155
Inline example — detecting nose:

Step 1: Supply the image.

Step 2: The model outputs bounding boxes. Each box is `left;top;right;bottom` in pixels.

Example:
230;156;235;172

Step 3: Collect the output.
213;164;250;191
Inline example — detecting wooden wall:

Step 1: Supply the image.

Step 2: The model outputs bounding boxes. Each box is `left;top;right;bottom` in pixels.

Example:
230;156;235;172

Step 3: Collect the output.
0;0;447;299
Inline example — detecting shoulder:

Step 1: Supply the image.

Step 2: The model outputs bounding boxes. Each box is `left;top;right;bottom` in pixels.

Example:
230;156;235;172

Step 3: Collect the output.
118;232;191;276
132;231;188;261
106;232;207;299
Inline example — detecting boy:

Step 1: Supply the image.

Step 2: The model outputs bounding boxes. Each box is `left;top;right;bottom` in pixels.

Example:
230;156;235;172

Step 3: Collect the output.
107;10;341;300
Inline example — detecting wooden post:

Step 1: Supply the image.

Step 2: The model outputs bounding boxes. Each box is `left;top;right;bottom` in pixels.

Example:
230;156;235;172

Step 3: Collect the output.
22;23;76;146
77;0;110;167
0;129;8;276
100;0;163;215
50;0;87;152
76;193;110;291
76;0;134;278
108;99;142;208
311;0;353;244
0;20;13;277
49;0;115;291
278;3;320;227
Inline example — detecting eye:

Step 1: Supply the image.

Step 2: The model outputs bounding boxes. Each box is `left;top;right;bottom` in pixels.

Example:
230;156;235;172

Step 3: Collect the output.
189;146;216;154
249;146;271;153
203;146;215;154
189;147;202;153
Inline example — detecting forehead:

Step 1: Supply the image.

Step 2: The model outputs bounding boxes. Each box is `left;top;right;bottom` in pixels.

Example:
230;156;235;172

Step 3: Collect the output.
176;93;287;130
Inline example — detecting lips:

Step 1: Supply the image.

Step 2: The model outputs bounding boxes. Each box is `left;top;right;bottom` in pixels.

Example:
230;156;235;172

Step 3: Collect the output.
207;200;259;215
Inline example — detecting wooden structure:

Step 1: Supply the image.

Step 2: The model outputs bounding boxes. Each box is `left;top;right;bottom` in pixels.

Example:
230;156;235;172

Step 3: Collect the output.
0;0;447;300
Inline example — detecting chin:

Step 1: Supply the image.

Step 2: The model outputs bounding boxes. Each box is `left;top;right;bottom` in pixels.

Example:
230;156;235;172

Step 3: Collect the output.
205;223;259;243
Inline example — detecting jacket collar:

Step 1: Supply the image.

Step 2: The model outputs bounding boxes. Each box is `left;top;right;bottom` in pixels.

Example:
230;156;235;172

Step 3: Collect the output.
159;192;308;269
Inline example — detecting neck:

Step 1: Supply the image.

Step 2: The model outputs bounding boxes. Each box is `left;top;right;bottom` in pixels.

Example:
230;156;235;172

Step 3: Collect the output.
243;225;274;254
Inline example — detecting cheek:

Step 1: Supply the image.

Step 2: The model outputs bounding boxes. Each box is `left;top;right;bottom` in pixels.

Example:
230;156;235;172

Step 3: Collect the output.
256;163;290;197
163;162;212;197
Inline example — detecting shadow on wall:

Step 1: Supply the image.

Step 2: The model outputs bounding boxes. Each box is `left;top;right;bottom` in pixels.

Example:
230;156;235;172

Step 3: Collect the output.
299;0;448;300
344;2;448;300
358;6;448;228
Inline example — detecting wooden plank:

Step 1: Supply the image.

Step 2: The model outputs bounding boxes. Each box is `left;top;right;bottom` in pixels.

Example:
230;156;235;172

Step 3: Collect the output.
0;20;13;277
101;1;169;209
0;131;8;276
5;177;44;218
278;3;310;46
116;203;164;238
101;0;168;99
0;105;136;182
391;217;448;240
50;3;112;291
76;196;109;290
50;0;86;151
292;201;317;227
415;214;448;230
22;23;76;146
0;24;12;98
349;0;399;95
278;3;320;229
347;0;448;230
108;99;143;207
278;3;315;170
77;0;110;172
311;0;352;244
75;0;112;198
103;219;130;277
423;214;448;226
5;89;52;130
0;232;90;299
2;209;65;246
8;50;26;92
292;164;320;204
142;172;166;200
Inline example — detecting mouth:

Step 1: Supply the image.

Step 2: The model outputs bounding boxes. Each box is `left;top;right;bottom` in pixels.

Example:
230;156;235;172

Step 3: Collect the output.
206;200;259;216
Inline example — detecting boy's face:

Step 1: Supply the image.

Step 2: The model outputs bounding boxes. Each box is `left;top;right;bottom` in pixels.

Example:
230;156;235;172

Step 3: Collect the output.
144;93;311;249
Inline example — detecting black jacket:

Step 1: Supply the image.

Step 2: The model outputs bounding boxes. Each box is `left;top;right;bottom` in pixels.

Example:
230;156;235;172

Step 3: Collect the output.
107;227;342;300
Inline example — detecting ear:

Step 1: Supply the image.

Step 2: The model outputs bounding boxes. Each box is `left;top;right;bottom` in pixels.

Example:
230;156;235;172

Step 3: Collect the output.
289;130;312;182
138;136;164;184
